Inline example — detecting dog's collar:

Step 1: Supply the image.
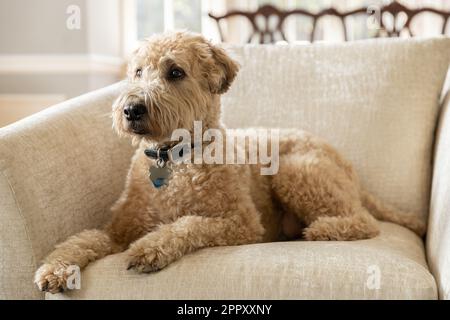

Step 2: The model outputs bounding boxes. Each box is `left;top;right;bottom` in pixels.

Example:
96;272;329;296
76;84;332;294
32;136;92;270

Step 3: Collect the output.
144;144;173;163
144;141;194;164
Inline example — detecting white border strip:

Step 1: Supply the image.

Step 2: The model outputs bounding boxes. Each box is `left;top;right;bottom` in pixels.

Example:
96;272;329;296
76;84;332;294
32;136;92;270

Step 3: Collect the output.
0;54;124;75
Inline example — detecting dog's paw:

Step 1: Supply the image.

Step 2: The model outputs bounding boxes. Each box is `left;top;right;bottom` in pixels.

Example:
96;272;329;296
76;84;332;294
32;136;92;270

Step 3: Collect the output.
126;243;173;273
34;263;70;294
303;219;380;241
303;227;333;241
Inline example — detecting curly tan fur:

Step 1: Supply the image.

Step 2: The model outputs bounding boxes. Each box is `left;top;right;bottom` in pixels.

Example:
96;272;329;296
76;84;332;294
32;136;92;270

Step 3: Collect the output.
34;31;425;294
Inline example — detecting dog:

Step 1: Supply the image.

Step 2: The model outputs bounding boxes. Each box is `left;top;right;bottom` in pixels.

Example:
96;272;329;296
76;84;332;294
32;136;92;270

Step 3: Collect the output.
34;31;425;294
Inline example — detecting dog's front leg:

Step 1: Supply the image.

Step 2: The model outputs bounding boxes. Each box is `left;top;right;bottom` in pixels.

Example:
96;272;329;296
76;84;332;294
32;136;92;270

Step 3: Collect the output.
126;214;264;272
34;228;124;293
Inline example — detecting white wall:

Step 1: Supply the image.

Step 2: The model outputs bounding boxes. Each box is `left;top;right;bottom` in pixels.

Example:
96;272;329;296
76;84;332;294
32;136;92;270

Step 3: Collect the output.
0;0;124;97
0;0;125;126
0;0;88;54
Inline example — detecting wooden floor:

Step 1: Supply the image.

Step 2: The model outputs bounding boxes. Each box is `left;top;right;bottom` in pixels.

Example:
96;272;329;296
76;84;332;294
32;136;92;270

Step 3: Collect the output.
0;94;65;128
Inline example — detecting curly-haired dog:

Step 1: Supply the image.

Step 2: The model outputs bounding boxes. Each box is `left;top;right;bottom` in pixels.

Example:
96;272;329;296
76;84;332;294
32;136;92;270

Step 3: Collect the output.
34;31;425;293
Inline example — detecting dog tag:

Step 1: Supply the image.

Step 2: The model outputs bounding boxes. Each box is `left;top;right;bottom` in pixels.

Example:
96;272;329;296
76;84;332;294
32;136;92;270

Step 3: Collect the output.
149;164;171;188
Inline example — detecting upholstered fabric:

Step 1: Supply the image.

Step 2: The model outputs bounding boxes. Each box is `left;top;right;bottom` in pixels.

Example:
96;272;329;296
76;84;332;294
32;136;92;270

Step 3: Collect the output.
0;173;39;299
427;83;450;300
0;82;135;299
1;38;449;300
222;37;450;222
47;222;436;300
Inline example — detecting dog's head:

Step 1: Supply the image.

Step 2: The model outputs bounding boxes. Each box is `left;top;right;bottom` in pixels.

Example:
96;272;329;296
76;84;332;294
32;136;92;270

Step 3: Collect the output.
112;31;239;142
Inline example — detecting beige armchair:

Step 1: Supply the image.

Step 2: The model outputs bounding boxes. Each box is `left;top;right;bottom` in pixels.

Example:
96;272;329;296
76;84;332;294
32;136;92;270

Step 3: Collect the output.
1;37;449;299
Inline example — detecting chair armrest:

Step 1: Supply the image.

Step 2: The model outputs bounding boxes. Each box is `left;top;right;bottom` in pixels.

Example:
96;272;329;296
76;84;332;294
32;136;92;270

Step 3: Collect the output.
0;82;134;299
428;83;450;300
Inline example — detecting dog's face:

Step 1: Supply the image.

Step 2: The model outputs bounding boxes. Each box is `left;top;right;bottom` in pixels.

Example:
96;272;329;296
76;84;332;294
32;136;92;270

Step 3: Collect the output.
113;31;239;142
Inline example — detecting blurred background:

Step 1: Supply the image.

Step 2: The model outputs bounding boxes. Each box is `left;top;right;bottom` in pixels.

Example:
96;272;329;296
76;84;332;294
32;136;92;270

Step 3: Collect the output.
0;0;449;127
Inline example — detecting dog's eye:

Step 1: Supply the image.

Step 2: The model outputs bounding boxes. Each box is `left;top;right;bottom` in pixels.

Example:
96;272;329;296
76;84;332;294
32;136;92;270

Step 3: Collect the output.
167;67;185;81
136;68;142;78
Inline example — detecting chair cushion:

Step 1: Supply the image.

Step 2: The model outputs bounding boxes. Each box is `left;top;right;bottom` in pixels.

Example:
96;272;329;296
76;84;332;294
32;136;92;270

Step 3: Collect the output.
221;38;450;222
47;222;436;300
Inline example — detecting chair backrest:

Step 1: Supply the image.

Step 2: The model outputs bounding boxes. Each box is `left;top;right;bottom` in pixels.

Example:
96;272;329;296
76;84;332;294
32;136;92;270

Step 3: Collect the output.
220;38;450;221
209;1;450;43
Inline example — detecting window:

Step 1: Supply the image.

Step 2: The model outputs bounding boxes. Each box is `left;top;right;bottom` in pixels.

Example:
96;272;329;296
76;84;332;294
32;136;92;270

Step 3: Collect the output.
136;0;202;39
124;0;450;50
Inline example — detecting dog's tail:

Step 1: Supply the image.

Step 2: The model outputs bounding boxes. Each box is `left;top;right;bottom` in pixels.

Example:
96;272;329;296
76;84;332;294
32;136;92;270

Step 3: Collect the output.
360;189;426;237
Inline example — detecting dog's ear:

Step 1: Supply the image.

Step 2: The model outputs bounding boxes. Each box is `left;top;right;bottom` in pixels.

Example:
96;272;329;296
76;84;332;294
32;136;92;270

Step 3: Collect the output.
207;44;239;94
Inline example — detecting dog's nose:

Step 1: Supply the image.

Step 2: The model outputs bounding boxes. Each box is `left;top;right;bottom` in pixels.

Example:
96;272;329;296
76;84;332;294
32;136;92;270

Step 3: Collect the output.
124;103;147;121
